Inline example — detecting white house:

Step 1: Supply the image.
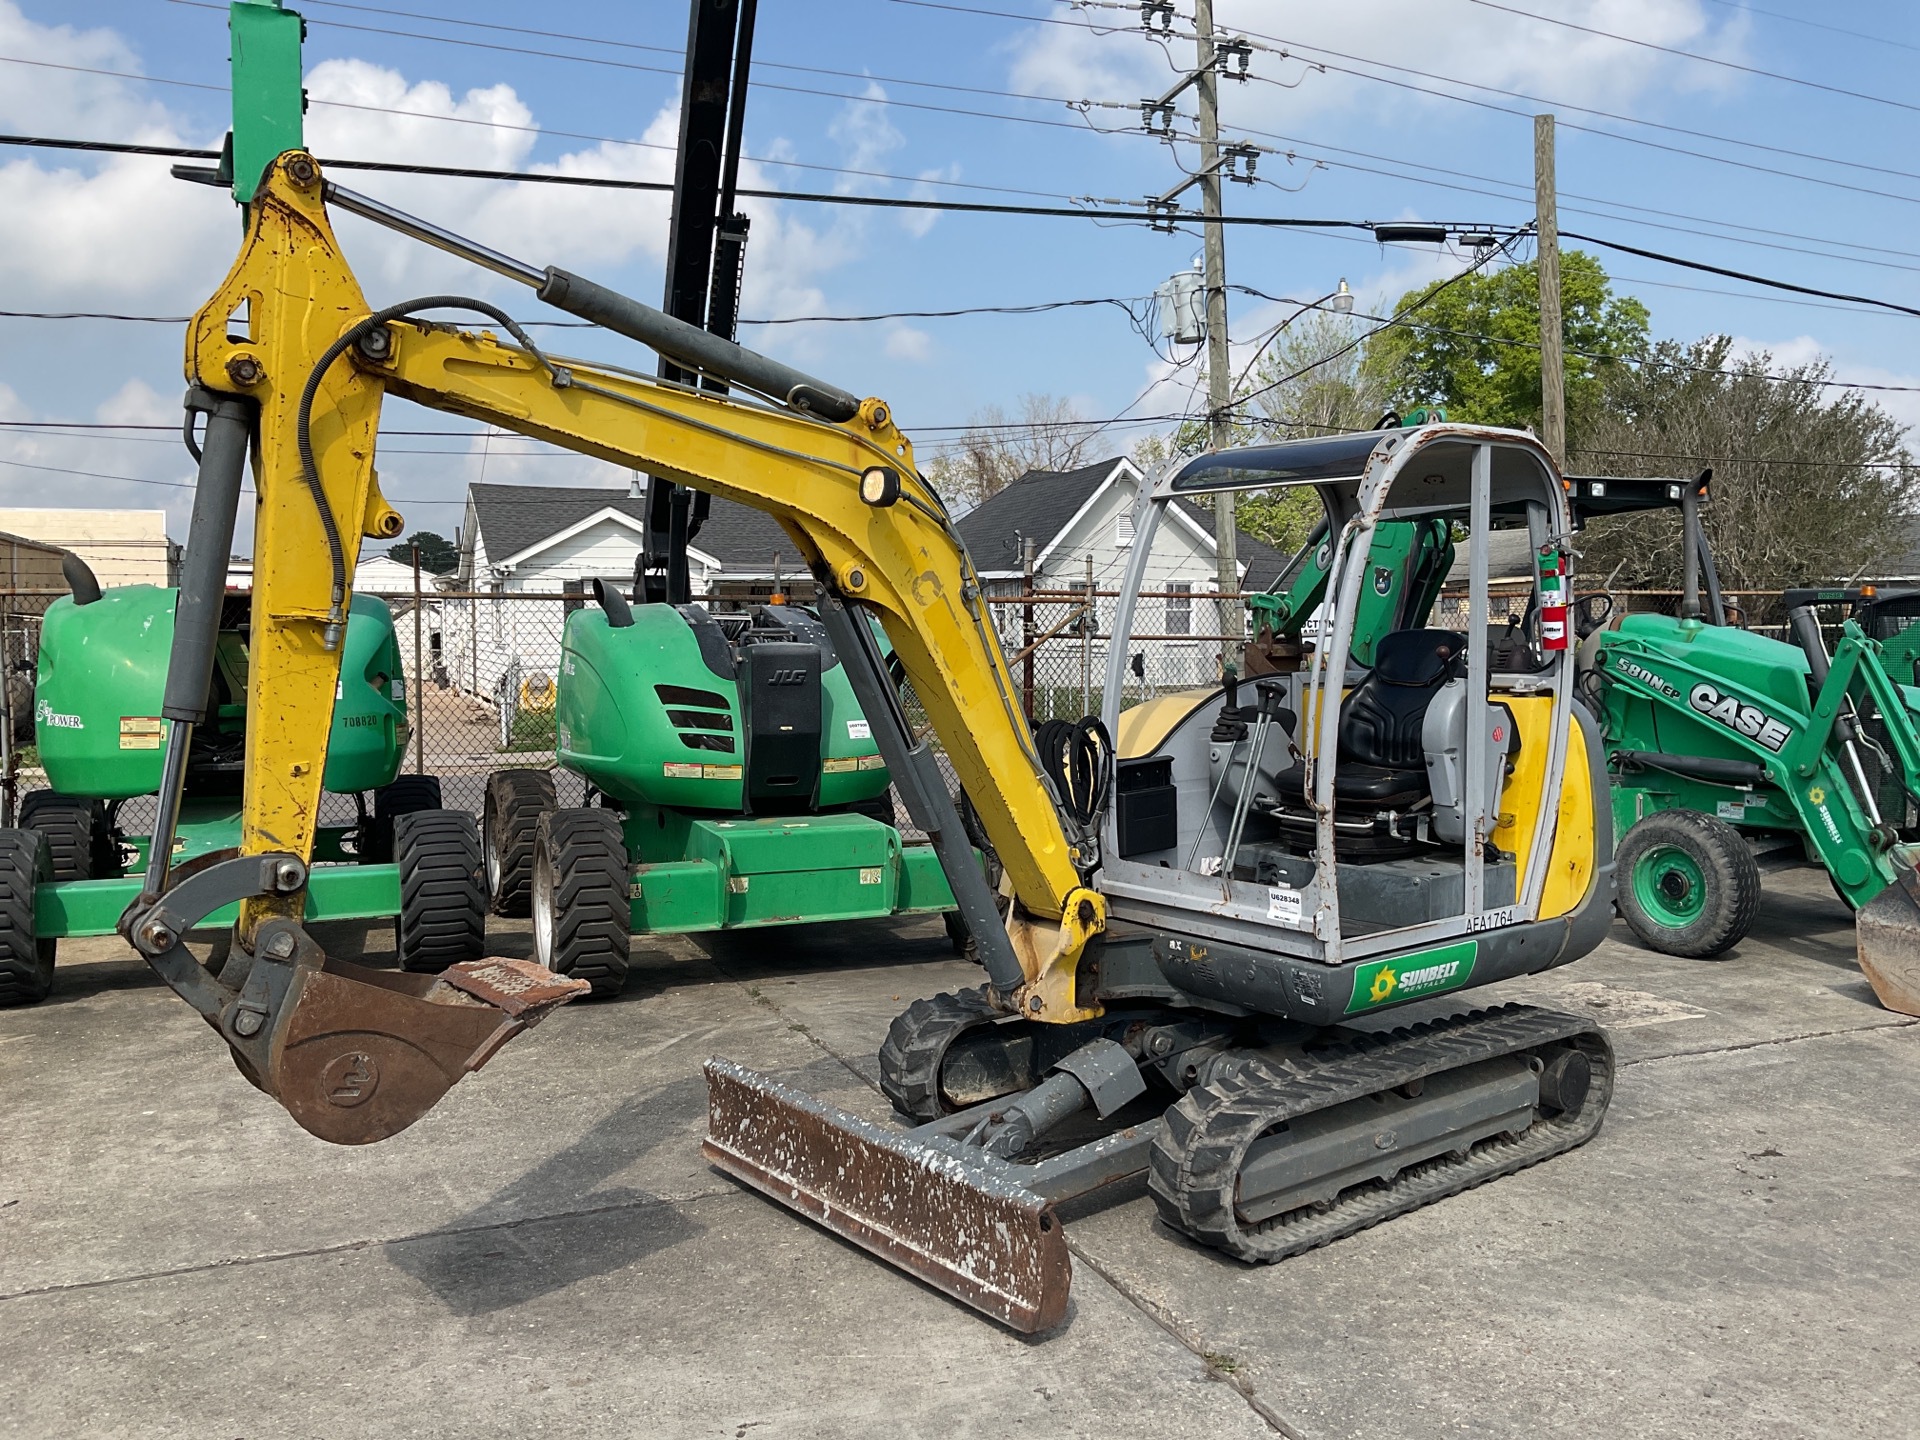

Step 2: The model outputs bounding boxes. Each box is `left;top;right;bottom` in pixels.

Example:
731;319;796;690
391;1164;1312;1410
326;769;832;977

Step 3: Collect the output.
440;479;806;701
954;457;1289;689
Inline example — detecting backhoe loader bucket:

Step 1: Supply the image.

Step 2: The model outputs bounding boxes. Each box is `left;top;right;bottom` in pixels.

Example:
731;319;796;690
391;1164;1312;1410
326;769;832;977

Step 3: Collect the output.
703;1059;1073;1333
1855;867;1920;1017
240;952;591;1144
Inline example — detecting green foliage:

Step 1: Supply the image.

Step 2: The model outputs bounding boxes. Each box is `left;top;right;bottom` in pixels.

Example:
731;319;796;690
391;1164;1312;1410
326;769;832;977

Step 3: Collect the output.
389;530;458;574
1569;336;1917;590
1364;252;1649;428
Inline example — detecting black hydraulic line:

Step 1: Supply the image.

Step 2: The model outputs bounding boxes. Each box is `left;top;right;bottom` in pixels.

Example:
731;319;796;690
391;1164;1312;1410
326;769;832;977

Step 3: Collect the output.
1614;750;1768;786
295;295;560;647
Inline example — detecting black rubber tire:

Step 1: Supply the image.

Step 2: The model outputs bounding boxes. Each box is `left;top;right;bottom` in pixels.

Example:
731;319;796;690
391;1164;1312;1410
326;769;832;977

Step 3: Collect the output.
532;808;630;998
483;768;557;917
1616;809;1761;959
394;809;486;973
365;774;444;864
0;829;55;1006
19;791;119;881
877;986;1002;1119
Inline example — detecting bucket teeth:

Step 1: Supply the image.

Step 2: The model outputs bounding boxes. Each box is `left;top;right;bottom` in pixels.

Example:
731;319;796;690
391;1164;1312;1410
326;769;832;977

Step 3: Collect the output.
702;1058;1073;1334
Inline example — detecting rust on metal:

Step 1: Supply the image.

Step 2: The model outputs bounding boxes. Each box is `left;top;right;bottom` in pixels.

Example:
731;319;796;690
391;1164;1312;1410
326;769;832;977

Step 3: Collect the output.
259;954;587;1145
702;1057;1073;1334
434;957;591;1017
1856;868;1920;1016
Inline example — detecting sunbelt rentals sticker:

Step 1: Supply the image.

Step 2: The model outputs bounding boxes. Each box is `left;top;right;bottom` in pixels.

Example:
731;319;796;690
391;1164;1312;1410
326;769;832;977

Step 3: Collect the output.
1345;940;1478;1014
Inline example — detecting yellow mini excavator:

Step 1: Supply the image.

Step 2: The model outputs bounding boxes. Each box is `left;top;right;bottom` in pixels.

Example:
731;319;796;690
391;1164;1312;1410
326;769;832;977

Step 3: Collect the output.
131;1;1645;1327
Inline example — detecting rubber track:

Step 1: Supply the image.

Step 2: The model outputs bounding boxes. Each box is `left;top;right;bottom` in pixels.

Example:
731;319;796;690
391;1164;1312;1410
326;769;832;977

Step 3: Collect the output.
19;792;100;882
877;986;1001;1120
1148;1004;1612;1263
0;828;52;1006
540;808;630;998
484;768;556;916
395;810;487;973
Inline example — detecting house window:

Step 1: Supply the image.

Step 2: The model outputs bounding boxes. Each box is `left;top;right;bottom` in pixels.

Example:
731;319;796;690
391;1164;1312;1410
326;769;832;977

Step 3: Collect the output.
1167;582;1192;636
1115;511;1135;548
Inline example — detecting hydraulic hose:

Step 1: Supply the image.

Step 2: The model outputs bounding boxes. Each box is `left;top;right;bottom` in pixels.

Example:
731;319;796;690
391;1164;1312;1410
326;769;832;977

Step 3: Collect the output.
295;295;560;647
1033;716;1113;829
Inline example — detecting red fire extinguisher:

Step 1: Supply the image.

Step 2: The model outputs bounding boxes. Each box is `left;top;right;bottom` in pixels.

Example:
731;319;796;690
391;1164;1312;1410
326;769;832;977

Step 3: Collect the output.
1537;546;1569;651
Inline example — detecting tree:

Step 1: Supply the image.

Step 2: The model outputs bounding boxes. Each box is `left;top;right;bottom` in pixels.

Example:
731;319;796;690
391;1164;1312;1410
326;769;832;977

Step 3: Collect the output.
1363;252;1650;429
922;393;1098;510
389;530;457;574
1569;336;1917;590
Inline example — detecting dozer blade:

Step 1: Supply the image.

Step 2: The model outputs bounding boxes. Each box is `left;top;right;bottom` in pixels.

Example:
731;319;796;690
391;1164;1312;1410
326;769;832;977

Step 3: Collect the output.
240;953;591;1145
702;1058;1073;1334
1856;868;1920;1016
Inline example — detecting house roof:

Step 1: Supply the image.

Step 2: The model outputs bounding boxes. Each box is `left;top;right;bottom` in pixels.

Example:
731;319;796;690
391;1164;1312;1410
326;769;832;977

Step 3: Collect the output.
468;482;795;571
952;457;1294;590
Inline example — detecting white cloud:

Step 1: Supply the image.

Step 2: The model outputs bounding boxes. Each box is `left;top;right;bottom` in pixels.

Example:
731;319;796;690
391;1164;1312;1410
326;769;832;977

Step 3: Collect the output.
884;325;934;362
827;81;906;190
1008;0;1748;155
901;164;962;238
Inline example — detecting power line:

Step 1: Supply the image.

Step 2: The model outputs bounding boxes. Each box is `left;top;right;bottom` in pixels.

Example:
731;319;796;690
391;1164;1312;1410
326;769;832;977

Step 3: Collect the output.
0;53;1067;204
0;133;1437;232
898;0;1920;196
1558;230;1920;322
1698;0;1920;55
1465;0;1920;115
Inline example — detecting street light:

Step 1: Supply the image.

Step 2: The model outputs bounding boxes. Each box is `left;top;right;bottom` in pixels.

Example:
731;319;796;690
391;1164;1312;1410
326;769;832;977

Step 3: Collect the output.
1329;278;1354;315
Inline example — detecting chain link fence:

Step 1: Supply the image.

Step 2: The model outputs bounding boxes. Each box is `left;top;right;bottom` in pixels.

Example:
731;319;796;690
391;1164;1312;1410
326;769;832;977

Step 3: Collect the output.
0;579;1867;829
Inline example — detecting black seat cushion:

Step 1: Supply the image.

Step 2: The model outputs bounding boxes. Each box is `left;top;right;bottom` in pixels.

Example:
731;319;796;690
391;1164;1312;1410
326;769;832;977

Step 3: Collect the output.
1338;628;1465;770
1275;762;1431;811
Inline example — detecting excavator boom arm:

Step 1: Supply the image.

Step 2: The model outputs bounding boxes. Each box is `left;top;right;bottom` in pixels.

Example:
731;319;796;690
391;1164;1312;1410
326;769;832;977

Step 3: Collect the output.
191;157;1094;999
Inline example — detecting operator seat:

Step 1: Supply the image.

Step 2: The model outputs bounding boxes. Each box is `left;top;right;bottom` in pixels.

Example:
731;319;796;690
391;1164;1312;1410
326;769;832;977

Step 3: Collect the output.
1276;628;1466;809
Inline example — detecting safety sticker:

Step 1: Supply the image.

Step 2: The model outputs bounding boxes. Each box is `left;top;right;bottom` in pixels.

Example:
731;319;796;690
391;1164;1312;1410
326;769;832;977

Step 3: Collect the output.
823;757;859;774
1716;799;1746;820
1345;941;1478;1014
663;762;702;779
1266;885;1302;926
702;764;743;780
859;867;883;886
120;716;164;750
847;719;872;739
858;754;887;770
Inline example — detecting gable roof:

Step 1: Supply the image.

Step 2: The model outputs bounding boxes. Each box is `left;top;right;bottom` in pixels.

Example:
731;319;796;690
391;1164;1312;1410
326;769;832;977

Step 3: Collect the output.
952;457;1294;590
954;458;1120;575
467;482;795;572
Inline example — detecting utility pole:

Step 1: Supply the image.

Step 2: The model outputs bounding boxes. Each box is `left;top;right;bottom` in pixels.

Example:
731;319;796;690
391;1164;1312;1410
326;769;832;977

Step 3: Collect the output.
1534;113;1565;467
1193;0;1241;671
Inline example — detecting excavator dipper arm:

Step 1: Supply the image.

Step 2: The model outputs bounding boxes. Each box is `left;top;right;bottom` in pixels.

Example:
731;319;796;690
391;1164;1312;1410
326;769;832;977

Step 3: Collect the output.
134;155;1104;1151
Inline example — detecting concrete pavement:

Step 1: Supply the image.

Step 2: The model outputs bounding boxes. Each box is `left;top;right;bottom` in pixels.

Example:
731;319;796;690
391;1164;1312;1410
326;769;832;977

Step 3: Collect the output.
2;865;1914;1438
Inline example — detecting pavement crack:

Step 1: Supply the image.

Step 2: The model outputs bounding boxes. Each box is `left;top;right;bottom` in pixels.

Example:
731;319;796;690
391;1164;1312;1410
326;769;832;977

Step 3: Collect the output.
706;954;883;1097
1618;1017;1917;1068
0;1185;741;1305
1067;1238;1310;1439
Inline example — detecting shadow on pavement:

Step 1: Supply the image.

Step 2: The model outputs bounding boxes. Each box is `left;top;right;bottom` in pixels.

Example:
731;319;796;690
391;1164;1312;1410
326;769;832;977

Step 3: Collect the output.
383;1073;713;1316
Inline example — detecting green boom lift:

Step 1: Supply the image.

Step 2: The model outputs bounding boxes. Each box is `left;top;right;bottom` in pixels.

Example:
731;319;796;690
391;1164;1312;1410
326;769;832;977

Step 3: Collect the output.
0;567;485;1006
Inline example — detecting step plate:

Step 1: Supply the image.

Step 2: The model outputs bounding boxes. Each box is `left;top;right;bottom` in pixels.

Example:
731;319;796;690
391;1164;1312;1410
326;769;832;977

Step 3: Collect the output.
702;1058;1072;1333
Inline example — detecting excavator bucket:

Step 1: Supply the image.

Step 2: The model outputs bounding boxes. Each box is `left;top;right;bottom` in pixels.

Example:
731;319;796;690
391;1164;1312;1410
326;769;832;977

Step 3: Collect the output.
220;941;590;1145
1855;867;1920;1017
702;1059;1073;1333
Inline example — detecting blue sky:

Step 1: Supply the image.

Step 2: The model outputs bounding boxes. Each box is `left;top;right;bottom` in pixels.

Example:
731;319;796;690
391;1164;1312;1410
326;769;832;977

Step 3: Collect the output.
2;0;1917;548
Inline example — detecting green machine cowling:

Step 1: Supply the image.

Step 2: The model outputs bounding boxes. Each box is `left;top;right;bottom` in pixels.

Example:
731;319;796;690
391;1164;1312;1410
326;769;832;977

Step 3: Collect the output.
0;580;490;1009
486;596;964;999
35;586;406;799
